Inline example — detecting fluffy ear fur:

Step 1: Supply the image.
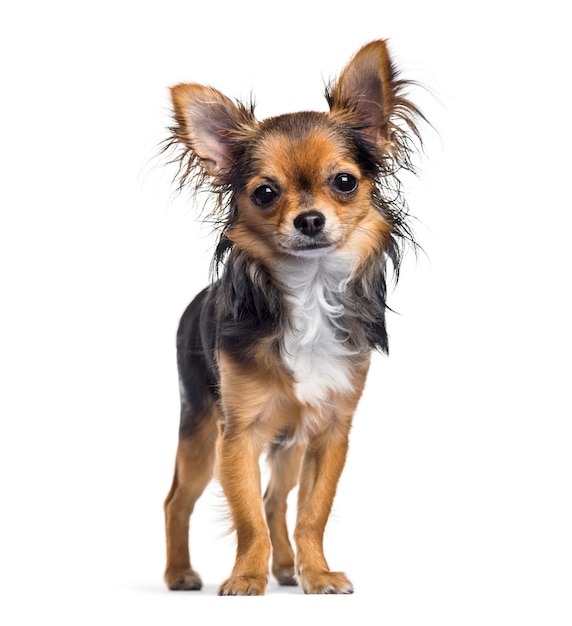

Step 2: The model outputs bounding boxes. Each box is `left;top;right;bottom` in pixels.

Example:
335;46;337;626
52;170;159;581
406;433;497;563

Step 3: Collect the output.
328;39;413;154
169;84;255;176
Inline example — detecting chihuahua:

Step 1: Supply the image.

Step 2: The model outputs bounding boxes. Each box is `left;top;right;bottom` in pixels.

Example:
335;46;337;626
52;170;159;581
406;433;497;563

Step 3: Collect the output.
163;40;423;595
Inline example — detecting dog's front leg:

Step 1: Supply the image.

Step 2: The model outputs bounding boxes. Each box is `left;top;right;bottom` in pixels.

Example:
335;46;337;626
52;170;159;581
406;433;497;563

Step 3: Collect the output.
216;352;271;596
216;428;270;595
294;416;354;594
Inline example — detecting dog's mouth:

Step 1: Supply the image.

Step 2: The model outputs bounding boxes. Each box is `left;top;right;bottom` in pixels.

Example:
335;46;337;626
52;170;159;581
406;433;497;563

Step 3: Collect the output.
278;236;338;258
286;241;335;257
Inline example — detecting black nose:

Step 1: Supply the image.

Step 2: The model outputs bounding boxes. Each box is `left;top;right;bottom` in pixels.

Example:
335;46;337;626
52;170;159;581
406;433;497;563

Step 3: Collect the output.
294;211;326;238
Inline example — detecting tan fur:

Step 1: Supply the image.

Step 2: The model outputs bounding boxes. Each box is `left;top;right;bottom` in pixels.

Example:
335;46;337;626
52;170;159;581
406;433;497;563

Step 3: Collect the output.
214;350;370;594
263;443;305;585
228;130;392;267
164;410;219;590
163;39;420;596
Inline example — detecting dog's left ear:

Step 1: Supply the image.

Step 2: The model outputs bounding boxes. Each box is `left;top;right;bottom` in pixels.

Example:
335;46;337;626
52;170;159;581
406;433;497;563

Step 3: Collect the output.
328;40;398;152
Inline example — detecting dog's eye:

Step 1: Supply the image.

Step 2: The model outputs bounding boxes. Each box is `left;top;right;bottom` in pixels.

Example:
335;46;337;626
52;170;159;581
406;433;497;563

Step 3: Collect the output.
333;173;358;193
251;184;278;206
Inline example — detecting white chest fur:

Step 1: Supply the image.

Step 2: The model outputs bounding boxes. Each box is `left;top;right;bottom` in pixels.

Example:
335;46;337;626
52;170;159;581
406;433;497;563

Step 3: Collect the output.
274;252;357;406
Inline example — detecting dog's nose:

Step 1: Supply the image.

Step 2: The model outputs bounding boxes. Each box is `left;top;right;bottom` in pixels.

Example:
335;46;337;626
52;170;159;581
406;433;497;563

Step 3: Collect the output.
294;211;325;237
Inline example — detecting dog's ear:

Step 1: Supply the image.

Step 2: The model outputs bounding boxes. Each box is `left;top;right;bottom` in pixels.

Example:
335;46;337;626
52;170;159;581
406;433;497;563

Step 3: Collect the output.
170;84;253;176
328;40;399;152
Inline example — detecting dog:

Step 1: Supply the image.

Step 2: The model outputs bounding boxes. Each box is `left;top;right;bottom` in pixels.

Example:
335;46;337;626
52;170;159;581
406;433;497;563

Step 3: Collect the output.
162;39;423;595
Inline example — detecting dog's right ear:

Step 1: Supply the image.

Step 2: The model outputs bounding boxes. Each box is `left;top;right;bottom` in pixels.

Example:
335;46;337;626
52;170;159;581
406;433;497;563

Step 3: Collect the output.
169;84;254;177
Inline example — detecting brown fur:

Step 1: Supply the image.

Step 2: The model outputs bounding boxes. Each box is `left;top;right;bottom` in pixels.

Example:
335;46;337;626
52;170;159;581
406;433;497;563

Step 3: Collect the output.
164;412;218;590
163;40;422;595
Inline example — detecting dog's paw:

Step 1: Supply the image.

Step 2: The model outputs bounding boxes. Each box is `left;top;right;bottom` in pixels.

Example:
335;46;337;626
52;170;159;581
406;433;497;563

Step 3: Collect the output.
217;575;268;596
164;567;203;591
297;568;353;594
273;564;298;586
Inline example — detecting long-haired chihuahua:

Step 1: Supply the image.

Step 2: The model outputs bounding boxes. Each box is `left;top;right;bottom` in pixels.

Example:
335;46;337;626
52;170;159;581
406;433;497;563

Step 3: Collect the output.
162;40;424;595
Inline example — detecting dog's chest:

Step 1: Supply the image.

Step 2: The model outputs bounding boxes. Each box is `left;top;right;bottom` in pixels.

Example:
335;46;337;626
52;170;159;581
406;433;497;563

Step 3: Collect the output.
275;254;356;405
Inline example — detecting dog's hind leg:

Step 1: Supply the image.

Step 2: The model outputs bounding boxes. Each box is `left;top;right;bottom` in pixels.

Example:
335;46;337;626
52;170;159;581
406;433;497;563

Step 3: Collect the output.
263;442;305;586
164;407;218;590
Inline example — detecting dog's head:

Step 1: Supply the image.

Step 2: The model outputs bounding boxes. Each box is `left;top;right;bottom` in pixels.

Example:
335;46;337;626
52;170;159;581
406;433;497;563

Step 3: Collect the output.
167;40;422;272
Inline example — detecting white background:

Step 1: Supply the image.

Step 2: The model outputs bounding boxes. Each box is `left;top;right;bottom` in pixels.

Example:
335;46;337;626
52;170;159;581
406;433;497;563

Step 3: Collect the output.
1;1;571;624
